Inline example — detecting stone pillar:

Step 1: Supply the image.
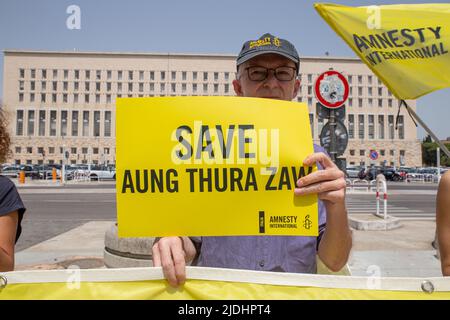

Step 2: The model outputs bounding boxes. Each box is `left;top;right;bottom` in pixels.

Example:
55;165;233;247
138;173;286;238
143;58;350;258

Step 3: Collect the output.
104;222;154;268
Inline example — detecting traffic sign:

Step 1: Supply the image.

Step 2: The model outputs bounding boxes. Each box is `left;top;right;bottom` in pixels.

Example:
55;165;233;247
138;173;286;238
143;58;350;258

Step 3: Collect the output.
316;102;346;121
314;70;349;109
369;150;379;160
319;120;349;155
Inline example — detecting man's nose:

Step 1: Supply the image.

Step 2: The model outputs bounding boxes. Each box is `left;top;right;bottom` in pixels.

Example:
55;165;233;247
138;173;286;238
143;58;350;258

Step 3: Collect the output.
262;70;279;87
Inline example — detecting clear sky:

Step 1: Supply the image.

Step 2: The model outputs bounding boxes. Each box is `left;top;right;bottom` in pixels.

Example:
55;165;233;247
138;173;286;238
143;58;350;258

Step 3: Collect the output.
1;0;449;139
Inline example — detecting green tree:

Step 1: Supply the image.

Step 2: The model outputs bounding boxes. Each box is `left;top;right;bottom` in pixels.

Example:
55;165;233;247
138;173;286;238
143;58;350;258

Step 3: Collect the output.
421;139;450;166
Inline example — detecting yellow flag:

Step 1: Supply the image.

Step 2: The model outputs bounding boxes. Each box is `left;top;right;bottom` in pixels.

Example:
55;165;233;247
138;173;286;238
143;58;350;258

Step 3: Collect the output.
315;3;450;99
116;97;317;237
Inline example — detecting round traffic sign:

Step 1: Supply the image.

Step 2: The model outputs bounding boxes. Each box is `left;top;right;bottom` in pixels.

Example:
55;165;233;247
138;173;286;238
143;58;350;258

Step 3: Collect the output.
369;150;379;160
319;120;349;155
314;70;349;109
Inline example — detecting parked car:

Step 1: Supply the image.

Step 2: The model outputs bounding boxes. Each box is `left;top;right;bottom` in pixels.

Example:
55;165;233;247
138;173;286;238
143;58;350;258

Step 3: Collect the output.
87;164;116;181
345;166;361;179
1;165;21;178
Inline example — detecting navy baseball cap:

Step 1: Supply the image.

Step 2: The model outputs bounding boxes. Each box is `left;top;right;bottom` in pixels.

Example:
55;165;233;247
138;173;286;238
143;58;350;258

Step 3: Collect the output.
236;33;300;73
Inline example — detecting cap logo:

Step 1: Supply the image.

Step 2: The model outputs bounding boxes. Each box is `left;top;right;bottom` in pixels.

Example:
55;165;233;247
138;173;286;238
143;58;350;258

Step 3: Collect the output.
249;36;275;49
273;37;281;47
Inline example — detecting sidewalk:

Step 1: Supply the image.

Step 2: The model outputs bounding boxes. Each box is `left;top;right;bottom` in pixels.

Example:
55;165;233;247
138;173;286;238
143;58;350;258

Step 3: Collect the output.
14;217;442;277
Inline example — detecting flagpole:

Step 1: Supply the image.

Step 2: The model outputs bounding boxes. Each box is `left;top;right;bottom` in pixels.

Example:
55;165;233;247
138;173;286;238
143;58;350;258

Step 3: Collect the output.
402;101;450;159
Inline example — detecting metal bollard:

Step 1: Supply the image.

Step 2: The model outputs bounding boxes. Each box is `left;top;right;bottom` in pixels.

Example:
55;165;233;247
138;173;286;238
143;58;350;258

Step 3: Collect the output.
19;171;25;184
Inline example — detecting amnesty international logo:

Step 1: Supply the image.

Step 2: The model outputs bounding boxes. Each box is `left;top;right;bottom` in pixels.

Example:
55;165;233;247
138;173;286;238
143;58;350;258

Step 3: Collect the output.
303;214;312;230
273;37;281;47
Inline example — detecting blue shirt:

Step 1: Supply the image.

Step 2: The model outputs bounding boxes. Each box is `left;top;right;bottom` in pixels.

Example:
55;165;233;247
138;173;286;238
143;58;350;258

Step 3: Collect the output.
191;144;328;274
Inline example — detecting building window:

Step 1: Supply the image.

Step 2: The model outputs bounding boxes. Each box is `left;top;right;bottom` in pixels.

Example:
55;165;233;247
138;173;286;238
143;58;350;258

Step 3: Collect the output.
358;114;365;139
16;110;24;136
308;86;312;95
82;147;88;154
95;94;100;104
309;113;314;138
398;115;404;139
30;93;35;102
348;75;352;84
85;70;90;79
64;70;69;79
72;111;79;136
203;83;208;93
74;70;79;79
308;74;312;83
39;110;46;136
308;97;312;107
368;115;374;139
96;82;101;91
19;93;24;102
225;72;229;81
117;83;122;92
378;87;383;96
388;99;393;107
214;72;219;81
27;110;35;136
85;94;89;103
368;98;373;107
348;114;354;139
107;70;112;80
378;99;383;108
74;94;79;103
41;81;46;91
30;69;36;79
118;71;123;80
224;84;229;94
358;87;363;96
380;149;385;156
350;149;355;156
128;83;133;92
53;69;58;78
15;147;21;153
150;71;154;80
30;81;35;91
106;94;111;103
171;71;176;80
85;82;90;91
378;115;385;139
193;83;197;93
63;94;68;103
214;84;219;94
27;147;33;154
94;111;100;137
139;83;144;92
74;82;79;91
348;98;353;107
93;148;99;154
19;81;24;91
60;111;67;136
368;75;372;84
360;149;365;156
388;115;394;139
160;71;165;81
358;98;363;108
368;87;372;96
182;83;186;93
104;111;111;137
358;75;362;84
83;111;89;136
193;72;197;81
19;69;25;78
52;81;57;91
52;94;57;103
49;147;55;154
128;71;133;80
149;83;154;92
160;83;165;92
50;110;57;136
71;147;77;154
171;83;176;93
203;72;208;81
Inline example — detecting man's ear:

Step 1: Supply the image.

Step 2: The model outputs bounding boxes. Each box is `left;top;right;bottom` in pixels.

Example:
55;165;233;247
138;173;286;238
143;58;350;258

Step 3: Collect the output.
292;78;301;99
232;79;244;96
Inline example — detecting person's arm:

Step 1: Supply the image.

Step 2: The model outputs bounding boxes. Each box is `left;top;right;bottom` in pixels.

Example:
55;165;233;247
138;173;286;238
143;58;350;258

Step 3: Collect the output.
151;236;198;287
437;171;450;276
0;210;19;272
295;152;352;272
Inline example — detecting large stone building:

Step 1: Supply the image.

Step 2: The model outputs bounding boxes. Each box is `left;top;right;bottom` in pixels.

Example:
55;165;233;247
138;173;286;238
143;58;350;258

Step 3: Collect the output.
2;50;421;167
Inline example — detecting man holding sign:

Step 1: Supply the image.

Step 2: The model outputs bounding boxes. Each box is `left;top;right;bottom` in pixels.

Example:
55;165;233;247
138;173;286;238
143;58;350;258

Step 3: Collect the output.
152;33;352;287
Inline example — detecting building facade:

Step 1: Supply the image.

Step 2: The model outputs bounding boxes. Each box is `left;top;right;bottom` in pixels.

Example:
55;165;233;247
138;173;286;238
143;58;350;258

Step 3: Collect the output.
2;50;421;167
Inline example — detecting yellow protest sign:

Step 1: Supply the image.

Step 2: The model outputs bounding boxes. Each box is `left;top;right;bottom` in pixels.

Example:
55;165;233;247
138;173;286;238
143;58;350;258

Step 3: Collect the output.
116;96;317;237
315;3;450;99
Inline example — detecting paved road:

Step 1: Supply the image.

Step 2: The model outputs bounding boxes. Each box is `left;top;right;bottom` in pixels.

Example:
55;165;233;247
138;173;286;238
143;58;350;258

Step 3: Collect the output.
15;182;438;251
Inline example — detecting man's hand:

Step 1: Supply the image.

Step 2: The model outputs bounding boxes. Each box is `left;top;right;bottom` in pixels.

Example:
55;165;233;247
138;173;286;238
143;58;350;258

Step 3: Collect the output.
294;152;346;205
151;236;197;287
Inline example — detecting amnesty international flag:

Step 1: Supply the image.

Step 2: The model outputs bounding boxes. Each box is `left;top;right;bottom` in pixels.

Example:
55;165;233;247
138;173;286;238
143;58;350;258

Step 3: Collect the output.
315;3;450;99
116;97;317;237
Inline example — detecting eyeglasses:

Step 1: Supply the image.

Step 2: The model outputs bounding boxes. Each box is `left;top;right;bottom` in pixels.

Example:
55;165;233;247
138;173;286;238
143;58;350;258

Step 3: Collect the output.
245;66;297;81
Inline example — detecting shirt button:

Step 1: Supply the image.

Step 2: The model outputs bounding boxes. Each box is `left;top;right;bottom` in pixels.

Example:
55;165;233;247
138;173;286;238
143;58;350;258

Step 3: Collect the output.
259;260;265;267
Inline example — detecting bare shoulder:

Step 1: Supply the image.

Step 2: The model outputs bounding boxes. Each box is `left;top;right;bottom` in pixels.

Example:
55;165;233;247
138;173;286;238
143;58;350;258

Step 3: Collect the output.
439;171;450;190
